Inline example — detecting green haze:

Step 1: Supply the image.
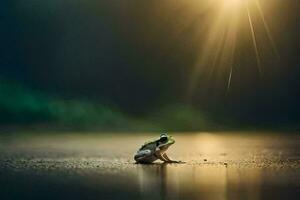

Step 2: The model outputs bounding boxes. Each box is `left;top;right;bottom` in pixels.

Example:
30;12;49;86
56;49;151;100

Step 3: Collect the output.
0;80;217;131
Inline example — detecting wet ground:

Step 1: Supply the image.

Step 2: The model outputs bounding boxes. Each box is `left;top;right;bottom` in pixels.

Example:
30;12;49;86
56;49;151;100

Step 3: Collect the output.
0;132;300;200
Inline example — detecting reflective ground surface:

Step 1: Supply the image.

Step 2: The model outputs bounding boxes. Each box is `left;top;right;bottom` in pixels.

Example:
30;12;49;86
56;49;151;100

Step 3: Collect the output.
0;132;300;200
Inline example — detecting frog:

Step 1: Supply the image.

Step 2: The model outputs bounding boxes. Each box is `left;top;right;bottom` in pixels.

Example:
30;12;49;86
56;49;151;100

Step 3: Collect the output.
134;133;184;164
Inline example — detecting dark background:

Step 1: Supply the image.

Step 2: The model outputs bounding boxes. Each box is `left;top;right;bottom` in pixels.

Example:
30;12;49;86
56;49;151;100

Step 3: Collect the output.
1;0;300;130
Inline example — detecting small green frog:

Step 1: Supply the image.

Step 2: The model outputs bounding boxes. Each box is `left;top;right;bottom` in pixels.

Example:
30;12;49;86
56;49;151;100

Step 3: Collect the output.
134;133;184;164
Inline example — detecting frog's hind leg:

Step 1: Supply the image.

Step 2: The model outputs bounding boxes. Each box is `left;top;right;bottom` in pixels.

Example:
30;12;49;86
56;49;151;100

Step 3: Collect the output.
134;150;154;164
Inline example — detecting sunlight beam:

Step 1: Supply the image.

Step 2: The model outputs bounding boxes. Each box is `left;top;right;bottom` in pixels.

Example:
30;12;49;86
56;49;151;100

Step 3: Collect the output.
186;0;280;98
246;3;262;75
254;0;280;58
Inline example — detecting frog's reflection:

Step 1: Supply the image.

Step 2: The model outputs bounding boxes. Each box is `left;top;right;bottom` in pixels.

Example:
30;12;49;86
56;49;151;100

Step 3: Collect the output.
137;163;262;200
137;163;169;200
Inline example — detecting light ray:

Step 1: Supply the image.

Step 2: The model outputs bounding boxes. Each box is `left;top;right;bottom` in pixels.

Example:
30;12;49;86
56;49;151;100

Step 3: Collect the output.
254;0;280;58
246;3;262;75
187;5;229;98
224;12;239;91
227;66;233;91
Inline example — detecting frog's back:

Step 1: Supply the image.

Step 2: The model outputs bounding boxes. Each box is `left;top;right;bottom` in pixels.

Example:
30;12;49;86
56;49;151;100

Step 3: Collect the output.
139;141;157;152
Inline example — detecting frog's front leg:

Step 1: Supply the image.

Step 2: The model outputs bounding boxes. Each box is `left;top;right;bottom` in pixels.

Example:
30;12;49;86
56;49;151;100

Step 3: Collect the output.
162;153;181;163
155;151;180;163
155;151;169;162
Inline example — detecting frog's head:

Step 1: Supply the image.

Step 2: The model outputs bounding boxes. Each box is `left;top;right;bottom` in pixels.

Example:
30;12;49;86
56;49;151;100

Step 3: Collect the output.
157;133;175;151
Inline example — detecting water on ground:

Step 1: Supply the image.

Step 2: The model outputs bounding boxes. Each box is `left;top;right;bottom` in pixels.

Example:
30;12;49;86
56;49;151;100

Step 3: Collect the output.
0;132;300;200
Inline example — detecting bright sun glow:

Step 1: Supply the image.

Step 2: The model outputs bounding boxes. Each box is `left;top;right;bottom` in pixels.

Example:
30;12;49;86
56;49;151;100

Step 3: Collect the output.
224;0;244;7
187;0;279;98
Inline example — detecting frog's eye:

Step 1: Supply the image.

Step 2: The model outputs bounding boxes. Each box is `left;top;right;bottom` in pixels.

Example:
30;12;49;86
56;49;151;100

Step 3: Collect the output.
160;137;168;143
